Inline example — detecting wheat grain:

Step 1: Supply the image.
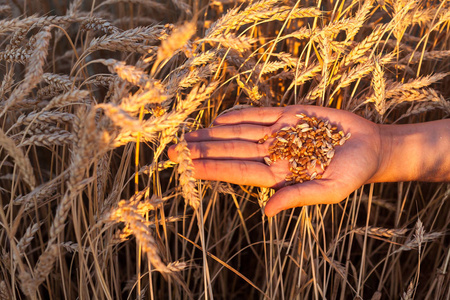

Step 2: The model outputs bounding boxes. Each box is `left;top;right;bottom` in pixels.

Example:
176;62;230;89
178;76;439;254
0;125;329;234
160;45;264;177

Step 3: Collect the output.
263;114;349;185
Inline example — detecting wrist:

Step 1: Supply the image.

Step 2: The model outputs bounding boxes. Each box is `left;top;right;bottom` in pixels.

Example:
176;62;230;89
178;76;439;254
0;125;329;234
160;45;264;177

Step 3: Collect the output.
369;120;450;183
368;123;395;183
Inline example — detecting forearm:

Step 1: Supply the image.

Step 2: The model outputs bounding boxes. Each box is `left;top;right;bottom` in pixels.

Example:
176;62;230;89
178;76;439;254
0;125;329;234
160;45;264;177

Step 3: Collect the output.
371;119;450;183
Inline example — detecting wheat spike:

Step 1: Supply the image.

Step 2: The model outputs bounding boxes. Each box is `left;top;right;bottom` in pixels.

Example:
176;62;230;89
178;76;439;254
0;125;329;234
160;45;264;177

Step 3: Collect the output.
0;5;11;16
372;59;386;115
87;25;168;54
175;135;200;210
0;128;36;189
0;280;8;300
96;0;166;11
353;226;407;238
109;199;170;272
155;21;196;66
0;28;52;118
401;281;415;300
20;244;59;298
81;17;119;34
14;222;42;262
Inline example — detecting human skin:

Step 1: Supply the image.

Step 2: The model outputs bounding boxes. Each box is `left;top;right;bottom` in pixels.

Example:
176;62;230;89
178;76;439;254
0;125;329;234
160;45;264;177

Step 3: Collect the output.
168;105;450;217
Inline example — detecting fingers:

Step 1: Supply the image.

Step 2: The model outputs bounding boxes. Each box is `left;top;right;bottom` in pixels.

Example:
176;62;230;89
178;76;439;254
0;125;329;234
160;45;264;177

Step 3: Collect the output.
168;140;266;163
186;124;272;142
214;107;283;126
187;140;266;160
264;179;346;217
191;160;277;187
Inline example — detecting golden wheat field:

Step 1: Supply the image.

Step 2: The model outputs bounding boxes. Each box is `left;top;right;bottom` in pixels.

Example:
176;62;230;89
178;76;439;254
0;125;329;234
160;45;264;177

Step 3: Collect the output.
0;0;449;299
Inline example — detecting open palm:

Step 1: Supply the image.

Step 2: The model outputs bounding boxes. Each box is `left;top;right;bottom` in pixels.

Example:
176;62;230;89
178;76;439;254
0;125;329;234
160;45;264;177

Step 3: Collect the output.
168;105;383;217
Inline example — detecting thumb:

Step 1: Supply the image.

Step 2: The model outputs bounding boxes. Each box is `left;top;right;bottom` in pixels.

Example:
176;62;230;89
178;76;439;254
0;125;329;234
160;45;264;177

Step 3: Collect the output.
264;180;346;217
167;144;180;163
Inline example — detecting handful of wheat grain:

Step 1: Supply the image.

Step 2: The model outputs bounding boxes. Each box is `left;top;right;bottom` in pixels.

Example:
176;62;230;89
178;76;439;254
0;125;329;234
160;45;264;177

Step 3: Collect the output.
260;113;351;185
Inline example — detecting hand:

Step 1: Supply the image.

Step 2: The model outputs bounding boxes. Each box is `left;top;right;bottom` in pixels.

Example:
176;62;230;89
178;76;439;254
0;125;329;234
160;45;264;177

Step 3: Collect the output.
168;105;383;217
